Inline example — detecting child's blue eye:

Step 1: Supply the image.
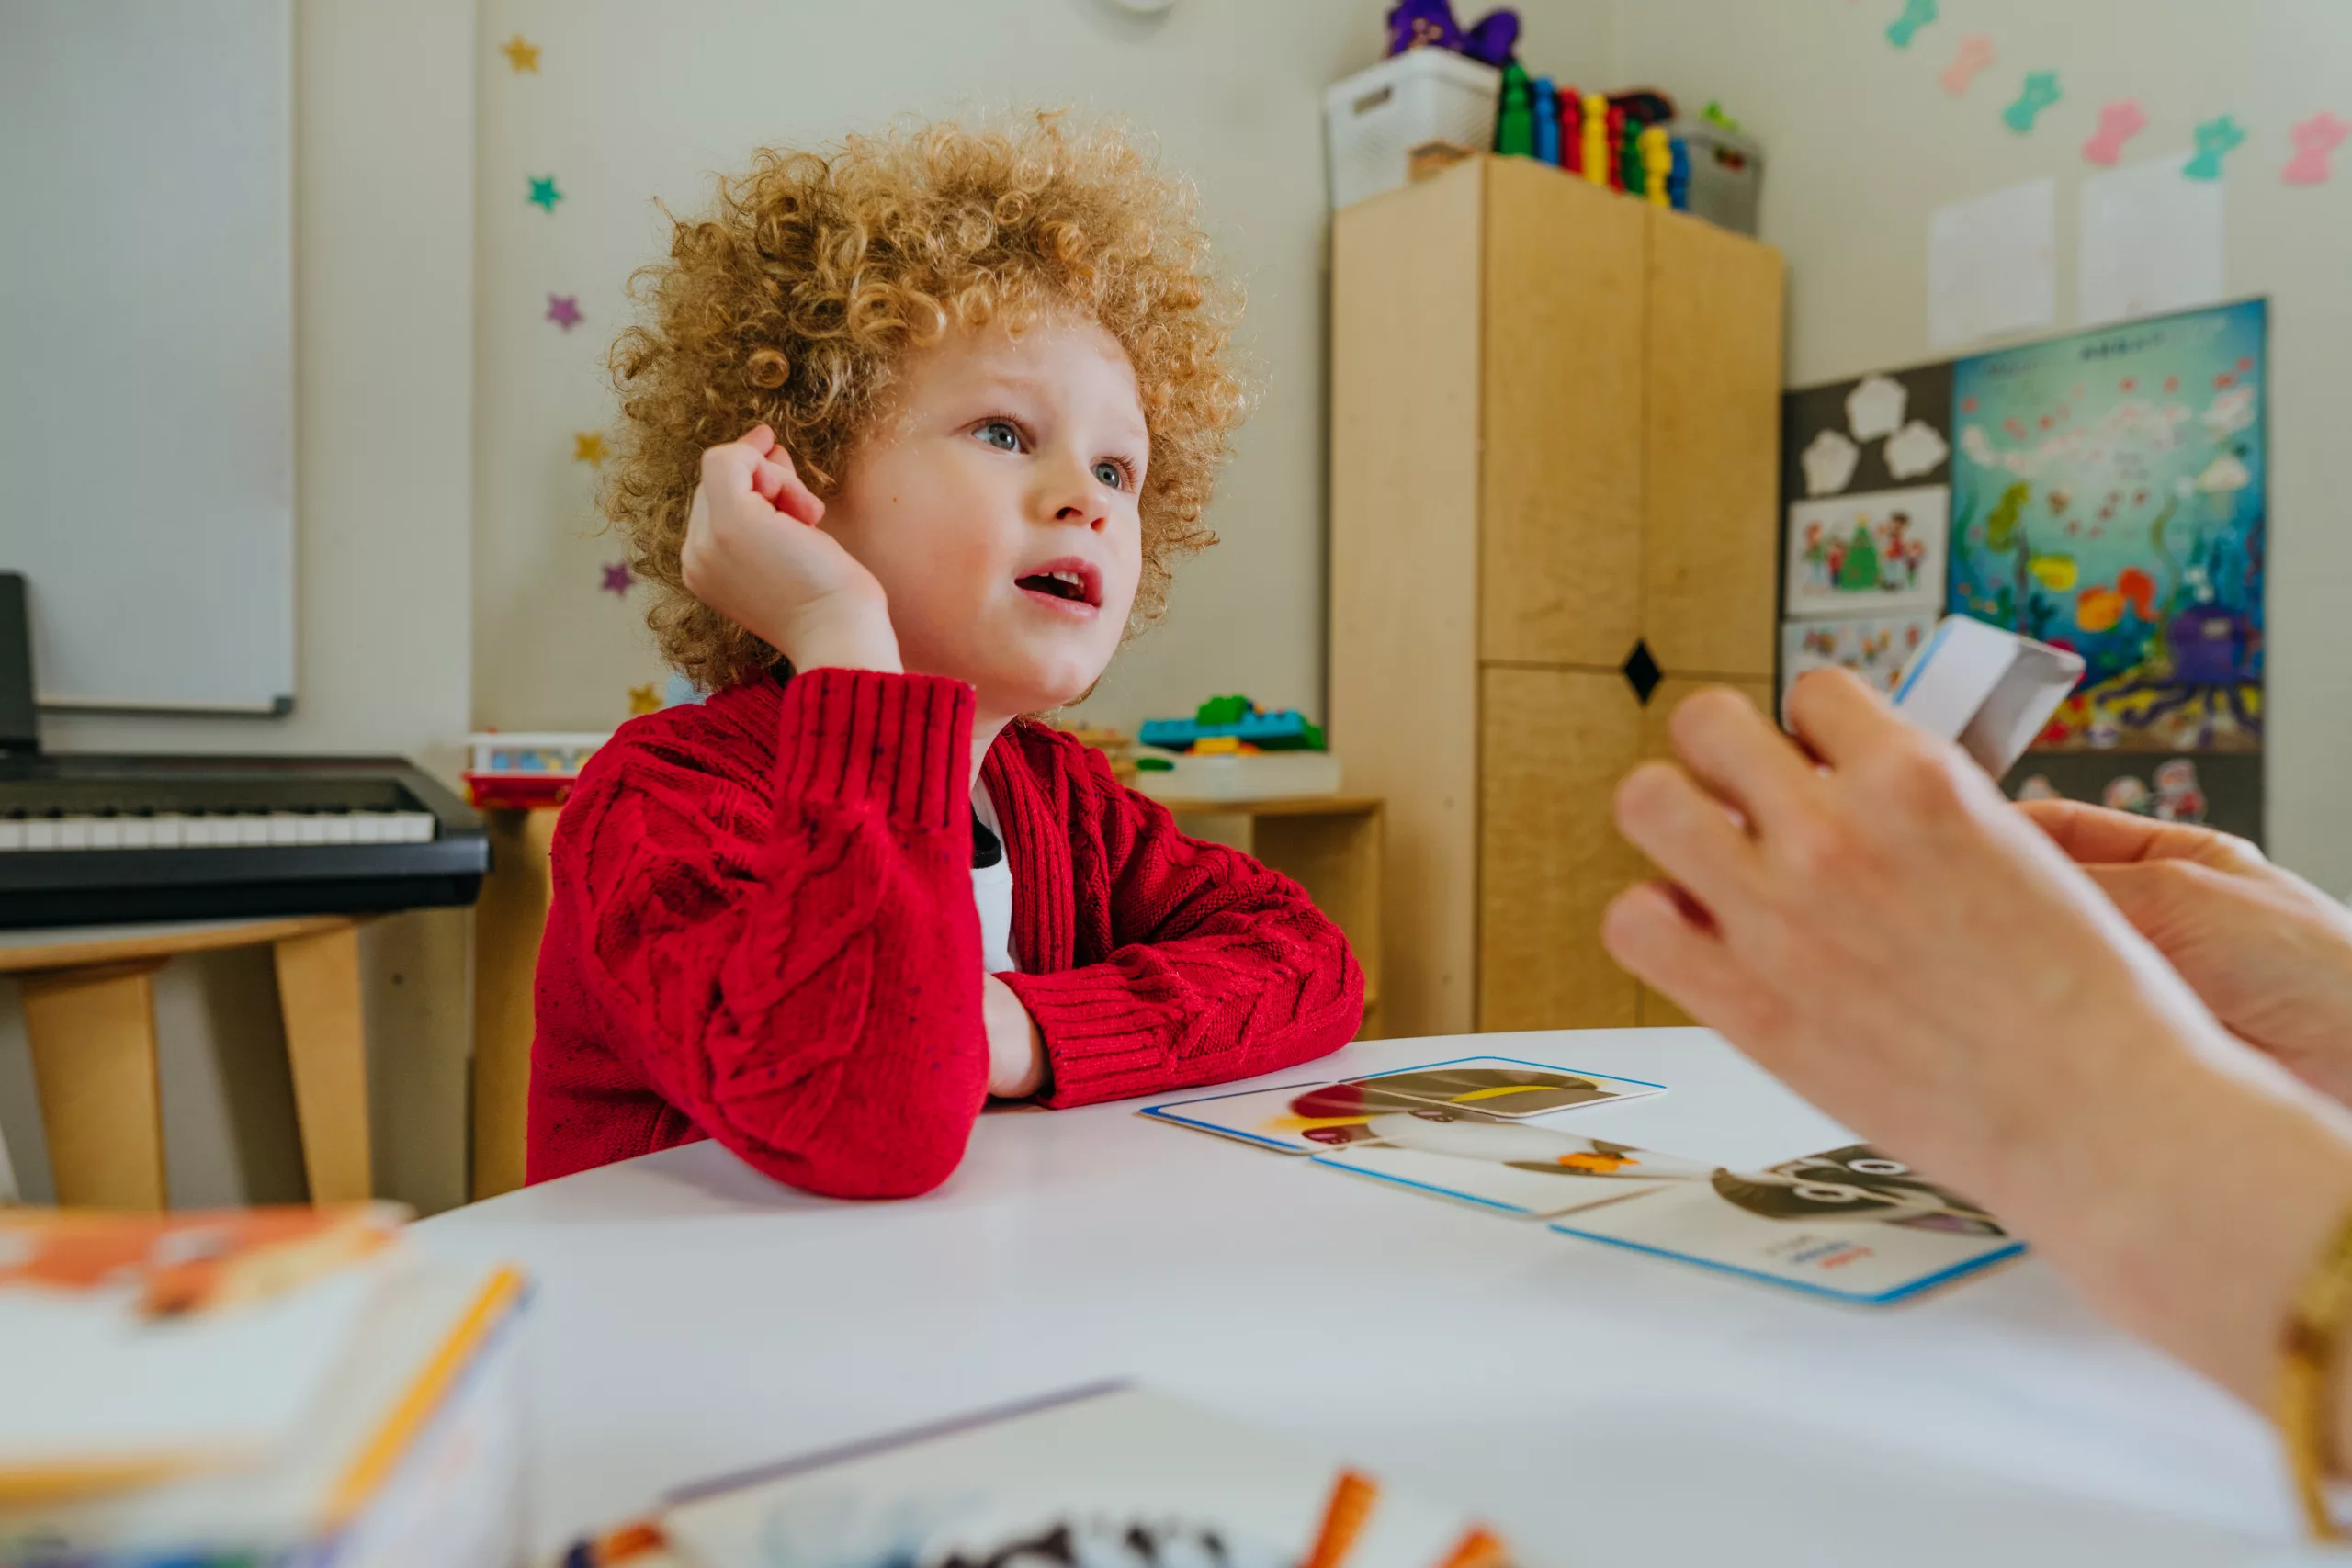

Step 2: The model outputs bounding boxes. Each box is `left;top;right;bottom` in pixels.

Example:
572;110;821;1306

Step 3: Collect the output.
1092;459;1126;489
974;420;1022;452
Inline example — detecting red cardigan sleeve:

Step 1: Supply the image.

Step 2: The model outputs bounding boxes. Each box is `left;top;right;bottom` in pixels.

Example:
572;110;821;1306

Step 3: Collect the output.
999;744;1364;1108
554;669;989;1199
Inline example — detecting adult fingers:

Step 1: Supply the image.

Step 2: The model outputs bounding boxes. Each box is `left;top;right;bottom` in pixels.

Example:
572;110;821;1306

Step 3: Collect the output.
1601;882;1767;1038
1782;665;1907;771
2082;860;2250;945
1615;761;1764;916
2018;797;2267;874
1665;685;1821;831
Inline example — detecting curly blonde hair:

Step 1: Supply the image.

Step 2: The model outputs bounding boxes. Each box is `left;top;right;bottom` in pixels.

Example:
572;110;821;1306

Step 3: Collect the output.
604;111;1248;692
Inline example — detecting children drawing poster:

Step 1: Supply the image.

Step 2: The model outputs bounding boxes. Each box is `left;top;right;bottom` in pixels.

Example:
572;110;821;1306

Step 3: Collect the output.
1946;299;2267;751
1779;614;1937;710
1782;487;1950;618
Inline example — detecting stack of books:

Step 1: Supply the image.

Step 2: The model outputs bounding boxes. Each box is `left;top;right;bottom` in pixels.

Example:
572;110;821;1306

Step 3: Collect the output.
561;1382;1513;1568
0;1203;526;1567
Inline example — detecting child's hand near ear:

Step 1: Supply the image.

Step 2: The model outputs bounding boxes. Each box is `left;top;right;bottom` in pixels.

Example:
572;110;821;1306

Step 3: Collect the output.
682;425;901;674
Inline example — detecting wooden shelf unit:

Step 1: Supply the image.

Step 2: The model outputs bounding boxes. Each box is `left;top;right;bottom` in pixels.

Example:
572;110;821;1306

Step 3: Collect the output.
1329;155;1784;1039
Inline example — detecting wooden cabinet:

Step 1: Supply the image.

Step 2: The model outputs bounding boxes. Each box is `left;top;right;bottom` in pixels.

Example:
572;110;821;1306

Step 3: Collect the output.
1329;156;1784;1039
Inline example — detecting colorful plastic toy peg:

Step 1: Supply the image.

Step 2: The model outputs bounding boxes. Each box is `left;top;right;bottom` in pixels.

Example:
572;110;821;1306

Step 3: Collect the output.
1560;85;1584;174
1532;78;1560;164
2002;71;2062;134
1667;135;1690;209
1639;126;1671;206
1494;61;1534;157
1581;92;1610;184
1605;104;1629;190
2184;114;2246;180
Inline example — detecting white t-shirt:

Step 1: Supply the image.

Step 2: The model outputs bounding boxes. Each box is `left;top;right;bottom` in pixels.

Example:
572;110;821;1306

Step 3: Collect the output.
971;780;1017;975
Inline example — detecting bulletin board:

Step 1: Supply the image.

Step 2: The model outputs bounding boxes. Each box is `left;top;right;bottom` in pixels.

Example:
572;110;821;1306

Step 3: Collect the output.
1778;299;2268;844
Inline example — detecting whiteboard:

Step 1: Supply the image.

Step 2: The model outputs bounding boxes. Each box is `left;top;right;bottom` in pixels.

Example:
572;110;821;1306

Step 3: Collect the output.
0;0;295;714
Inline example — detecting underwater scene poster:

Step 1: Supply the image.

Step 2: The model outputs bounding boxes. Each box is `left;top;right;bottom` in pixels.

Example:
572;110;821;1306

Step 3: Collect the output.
1946;299;2266;751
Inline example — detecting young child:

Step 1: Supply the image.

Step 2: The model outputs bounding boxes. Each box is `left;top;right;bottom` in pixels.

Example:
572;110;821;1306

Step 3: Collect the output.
527;114;1363;1199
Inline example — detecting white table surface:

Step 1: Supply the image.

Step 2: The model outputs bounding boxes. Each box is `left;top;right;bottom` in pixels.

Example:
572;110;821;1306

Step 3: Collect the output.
413;1027;2308;1567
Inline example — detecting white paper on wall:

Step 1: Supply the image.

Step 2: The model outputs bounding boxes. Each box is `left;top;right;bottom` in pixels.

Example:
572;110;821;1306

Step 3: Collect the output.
1801;428;1861;496
1928;177;2056;350
1845;375;1908;441
2078;152;2225;329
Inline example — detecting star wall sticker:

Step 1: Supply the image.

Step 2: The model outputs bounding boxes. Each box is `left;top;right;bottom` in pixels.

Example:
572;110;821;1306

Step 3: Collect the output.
601;561;634;596
528;175;563;212
573;432;606;464
546;294;582;330
500;35;540;73
628;682;663;716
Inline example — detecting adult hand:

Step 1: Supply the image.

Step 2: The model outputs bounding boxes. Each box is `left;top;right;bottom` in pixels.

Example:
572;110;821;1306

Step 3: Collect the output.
679;424;901;674
2022;800;2352;1107
1600;668;2232;1224
1604;668;2352;1442
982;975;1045;1100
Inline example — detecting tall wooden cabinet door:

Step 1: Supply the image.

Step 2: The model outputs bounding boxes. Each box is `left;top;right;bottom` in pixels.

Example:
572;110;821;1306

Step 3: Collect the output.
1641;208;1785;680
1634;675;1773;1027
1479;158;1648;669
1478;666;1645;1031
1331;160;1486;1039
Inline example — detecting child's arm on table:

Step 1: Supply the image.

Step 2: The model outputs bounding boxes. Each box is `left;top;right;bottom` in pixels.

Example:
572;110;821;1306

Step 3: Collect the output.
1000;750;1365;1107
558;670;989;1200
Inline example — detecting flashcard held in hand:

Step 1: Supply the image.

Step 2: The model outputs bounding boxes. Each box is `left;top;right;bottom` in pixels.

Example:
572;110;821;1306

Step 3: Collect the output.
1887;615;2085;776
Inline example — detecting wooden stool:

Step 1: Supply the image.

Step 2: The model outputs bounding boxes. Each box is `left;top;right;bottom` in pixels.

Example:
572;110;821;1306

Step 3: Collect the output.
0;916;374;1209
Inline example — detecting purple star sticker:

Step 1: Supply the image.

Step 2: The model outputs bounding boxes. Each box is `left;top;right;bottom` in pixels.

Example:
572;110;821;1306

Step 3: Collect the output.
546;293;582;330
600;560;633;596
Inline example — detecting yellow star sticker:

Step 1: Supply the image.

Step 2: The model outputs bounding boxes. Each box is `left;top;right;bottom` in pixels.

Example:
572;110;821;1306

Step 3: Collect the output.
500;35;540;73
627;682;662;716
573;432;606;464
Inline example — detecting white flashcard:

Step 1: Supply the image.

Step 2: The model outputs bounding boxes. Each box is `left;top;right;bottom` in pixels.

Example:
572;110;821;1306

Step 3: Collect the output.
1889;615;2084;776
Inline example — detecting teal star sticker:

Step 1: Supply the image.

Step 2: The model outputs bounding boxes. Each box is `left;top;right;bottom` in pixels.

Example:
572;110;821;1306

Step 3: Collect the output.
527;175;562;212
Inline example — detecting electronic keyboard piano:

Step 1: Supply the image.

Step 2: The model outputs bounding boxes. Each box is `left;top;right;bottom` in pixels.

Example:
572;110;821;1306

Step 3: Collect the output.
0;572;488;929
0;754;490;929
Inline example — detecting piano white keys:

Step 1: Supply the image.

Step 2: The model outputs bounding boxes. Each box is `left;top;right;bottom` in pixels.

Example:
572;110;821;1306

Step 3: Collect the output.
0;809;438;851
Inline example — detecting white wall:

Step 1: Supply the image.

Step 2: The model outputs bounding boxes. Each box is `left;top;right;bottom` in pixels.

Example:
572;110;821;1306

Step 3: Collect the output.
1605;0;2352;890
470;0;1611;738
0;0;479;1211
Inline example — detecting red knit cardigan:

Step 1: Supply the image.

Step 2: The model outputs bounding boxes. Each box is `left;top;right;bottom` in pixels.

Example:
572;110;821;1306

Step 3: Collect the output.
526;668;1363;1198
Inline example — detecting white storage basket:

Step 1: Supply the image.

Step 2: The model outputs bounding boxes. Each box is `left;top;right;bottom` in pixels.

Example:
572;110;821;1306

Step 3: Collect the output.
1324;49;1500;210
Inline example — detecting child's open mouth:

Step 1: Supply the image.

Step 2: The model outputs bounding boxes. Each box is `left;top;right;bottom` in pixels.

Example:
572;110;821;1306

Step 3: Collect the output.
1014;559;1102;612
